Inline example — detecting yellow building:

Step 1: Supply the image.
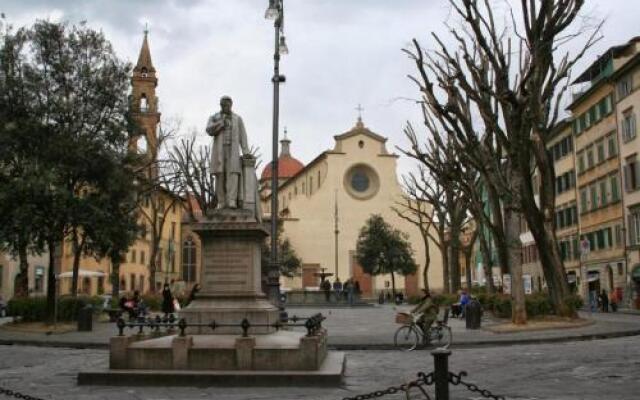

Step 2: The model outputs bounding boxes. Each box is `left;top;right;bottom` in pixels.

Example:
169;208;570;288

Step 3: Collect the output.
611;38;640;307
569;39;635;303
260;118;443;298
56;31;183;296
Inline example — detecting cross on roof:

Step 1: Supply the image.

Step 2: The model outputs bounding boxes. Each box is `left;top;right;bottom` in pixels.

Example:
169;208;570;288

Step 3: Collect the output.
355;103;364;119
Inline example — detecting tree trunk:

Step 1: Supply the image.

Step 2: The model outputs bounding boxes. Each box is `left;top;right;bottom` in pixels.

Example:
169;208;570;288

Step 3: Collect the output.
45;238;58;323
70;230;81;297
504;198;526;325
520;169;574;316
390;271;396;299
13;239;29;298
477;232;496;294
441;238;450;294
465;250;472;289
149;241;158;293
422;236;431;293
111;261;121;300
449;237;462;292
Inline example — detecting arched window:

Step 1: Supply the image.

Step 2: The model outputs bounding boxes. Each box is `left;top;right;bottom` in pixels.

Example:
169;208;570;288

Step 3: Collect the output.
182;236;197;282
140;94;148;112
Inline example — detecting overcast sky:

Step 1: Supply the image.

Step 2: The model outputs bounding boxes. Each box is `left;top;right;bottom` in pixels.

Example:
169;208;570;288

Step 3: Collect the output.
1;0;637;176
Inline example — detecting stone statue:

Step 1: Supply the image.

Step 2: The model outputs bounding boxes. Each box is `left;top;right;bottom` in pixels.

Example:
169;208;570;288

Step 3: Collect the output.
206;96;249;209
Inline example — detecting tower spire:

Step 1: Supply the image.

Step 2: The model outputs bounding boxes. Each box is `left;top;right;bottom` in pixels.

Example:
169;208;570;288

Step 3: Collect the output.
280;127;291;156
134;27;155;74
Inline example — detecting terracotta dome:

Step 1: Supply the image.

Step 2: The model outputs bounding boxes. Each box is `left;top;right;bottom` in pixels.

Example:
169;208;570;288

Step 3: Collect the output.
260;136;304;180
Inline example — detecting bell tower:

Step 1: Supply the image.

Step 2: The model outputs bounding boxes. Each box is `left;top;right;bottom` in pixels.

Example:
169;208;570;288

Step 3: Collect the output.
129;28;160;161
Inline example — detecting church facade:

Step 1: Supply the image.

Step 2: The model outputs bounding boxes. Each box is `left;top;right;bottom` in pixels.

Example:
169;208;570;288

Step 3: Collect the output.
260;119;443;298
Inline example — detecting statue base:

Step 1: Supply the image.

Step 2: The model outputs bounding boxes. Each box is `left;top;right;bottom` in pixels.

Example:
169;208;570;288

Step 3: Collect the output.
180;208;278;334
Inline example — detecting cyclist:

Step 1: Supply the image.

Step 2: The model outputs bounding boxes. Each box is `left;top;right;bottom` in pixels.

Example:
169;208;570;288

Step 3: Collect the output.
411;290;438;339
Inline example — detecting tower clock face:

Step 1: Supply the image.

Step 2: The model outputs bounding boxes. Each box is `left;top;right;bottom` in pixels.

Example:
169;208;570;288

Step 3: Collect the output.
344;164;379;200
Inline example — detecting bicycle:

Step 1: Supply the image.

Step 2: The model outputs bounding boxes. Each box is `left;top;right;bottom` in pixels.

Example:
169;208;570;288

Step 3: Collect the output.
394;308;452;351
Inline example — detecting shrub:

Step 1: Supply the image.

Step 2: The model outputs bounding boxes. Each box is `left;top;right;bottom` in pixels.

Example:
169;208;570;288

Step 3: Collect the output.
492;294;512;318
7;295;103;322
563;293;584;315
525;292;553;317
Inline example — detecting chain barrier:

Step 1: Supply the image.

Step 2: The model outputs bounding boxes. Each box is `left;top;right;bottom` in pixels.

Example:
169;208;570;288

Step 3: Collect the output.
0;386;47;400
342;372;434;400
448;371;505;400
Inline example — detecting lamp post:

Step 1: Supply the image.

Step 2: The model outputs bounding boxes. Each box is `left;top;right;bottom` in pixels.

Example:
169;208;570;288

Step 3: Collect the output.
265;0;288;317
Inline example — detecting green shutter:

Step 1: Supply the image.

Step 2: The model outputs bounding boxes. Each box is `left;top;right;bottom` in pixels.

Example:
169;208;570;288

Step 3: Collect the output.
611;176;619;201
600;181;607;206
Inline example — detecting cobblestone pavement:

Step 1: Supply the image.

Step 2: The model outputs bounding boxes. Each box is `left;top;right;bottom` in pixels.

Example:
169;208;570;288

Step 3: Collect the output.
1;336;639;400
1;305;639;349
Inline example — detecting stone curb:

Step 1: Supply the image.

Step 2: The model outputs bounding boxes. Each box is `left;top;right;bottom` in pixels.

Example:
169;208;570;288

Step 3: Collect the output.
1;328;639;351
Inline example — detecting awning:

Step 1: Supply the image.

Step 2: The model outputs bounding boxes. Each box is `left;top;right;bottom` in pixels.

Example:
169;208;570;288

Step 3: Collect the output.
567;272;577;283
57;269;106;278
632;264;640;280
587;271;600;282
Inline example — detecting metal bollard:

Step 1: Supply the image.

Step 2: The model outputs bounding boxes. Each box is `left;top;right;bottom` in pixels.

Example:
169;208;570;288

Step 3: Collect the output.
432;348;451;400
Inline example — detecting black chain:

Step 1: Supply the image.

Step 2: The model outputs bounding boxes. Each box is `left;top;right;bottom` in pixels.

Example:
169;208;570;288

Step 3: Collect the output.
448;371;505;400
0;386;47;400
342;372;434;400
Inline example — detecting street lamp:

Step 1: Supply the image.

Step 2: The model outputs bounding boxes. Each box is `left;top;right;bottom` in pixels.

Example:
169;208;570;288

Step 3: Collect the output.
265;0;288;319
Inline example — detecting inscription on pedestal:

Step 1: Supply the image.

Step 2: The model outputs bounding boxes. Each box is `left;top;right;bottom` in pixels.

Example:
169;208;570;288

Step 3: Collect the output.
203;240;253;293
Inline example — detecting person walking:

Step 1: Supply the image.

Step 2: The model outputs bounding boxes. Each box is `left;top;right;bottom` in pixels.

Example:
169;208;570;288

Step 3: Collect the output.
609;290;618;312
332;277;342;303
599;289;609;312
346;278;355;306
321;279;331;303
161;283;175;317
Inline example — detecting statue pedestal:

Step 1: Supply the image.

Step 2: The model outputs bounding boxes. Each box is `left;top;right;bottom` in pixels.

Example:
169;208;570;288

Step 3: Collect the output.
179;208;278;334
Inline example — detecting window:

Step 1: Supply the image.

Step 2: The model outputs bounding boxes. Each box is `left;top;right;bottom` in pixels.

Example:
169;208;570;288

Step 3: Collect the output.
578;152;585;173
590;184;598;210
34;266;45;292
629;210;640;246
600;180;607;206
615;225;623;247
138;275;144;292
98;277;104;295
617;75;633;99
131;250;136;264
622;109;637;142
309;177;313;195
140;94;148;112
171;222;176;240
597;140;605;163
608;133;618;158
573;118;582;135
294;186;297;195
589;106;597;125
624;157;640;192
130;274;136;291
584;111;591;129
182;237;197;282
317;171;321;188
580;188;588;213
586;146;594;169
301;182;305;194
611;175;620;202
141;250;145;265
605;95;613;114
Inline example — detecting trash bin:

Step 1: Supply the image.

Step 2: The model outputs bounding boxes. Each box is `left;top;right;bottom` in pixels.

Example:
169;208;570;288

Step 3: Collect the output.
77;304;93;332
465;299;482;329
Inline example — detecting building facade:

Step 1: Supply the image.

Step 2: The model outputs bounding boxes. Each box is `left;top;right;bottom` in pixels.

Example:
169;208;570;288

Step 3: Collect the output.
260;119;443;298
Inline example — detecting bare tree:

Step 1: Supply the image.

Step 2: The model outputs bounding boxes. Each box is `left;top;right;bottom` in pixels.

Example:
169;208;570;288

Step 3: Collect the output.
393;176;436;293
168;133;216;220
403;0;599;317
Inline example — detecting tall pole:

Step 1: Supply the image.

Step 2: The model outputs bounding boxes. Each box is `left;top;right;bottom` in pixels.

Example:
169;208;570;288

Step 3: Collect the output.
268;1;285;318
334;190;339;277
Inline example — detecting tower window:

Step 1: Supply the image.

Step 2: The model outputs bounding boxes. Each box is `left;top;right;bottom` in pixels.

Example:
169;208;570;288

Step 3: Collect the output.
140;94;148;112
141;67;148;78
